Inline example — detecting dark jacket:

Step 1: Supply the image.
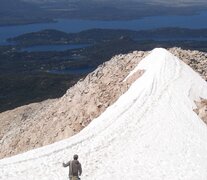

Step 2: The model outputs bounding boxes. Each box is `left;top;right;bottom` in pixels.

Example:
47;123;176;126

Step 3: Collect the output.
63;160;82;177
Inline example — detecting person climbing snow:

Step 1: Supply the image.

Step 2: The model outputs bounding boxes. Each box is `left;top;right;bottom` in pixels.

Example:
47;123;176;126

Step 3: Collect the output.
63;154;82;180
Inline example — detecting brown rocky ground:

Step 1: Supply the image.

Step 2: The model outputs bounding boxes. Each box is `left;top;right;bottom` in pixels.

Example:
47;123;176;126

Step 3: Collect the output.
194;98;207;124
0;48;206;159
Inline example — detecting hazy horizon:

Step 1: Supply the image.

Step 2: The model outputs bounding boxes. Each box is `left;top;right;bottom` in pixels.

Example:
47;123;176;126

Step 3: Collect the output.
0;0;207;25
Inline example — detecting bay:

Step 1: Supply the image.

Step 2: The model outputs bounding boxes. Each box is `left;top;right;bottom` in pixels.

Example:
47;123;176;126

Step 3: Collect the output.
0;11;207;45
21;44;91;52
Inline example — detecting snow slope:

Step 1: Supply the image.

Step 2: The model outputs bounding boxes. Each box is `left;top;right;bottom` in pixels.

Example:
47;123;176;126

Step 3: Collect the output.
0;48;207;180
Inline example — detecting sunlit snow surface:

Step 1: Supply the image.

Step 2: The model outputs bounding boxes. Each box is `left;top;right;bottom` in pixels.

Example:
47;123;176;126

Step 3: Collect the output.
0;48;207;180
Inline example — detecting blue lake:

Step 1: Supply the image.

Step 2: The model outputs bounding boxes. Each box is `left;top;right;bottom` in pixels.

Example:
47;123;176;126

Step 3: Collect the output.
21;44;91;52
0;10;207;46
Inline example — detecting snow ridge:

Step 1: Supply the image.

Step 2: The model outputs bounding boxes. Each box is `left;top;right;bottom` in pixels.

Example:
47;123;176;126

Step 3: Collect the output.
0;48;207;180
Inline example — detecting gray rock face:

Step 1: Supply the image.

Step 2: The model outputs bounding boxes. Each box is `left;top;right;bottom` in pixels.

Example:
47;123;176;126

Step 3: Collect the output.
0;47;206;159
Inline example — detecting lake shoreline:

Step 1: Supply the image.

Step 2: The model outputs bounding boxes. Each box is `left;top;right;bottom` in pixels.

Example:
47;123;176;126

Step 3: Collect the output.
1;10;207;46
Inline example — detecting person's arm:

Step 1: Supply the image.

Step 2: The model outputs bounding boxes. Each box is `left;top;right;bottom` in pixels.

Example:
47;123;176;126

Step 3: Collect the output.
78;163;82;176
62;161;70;167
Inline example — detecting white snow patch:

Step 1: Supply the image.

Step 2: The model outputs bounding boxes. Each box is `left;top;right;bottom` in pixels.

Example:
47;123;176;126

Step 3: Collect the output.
0;48;207;180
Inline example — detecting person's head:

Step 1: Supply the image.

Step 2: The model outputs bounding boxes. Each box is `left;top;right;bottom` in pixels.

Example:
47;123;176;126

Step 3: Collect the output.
73;154;78;160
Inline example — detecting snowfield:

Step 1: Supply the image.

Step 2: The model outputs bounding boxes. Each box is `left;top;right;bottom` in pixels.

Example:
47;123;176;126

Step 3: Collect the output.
0;48;207;180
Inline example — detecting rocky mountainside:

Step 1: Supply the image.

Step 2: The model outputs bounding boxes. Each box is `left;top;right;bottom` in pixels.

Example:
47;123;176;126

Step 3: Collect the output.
0;47;206;159
1;48;207;180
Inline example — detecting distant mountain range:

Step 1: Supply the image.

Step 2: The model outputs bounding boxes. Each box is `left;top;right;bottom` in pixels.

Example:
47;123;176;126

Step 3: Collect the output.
9;28;207;47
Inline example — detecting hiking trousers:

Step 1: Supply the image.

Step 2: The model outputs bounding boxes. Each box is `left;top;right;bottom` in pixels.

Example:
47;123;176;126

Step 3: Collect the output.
69;176;80;180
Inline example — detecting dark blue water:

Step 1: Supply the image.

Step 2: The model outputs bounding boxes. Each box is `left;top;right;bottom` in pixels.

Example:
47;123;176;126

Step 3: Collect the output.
21;44;91;52
0;11;207;45
136;37;207;41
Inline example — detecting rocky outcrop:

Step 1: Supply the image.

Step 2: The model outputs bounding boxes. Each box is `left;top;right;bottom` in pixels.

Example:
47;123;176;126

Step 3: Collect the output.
0;48;206;159
169;48;207;81
194;98;207;124
0;50;147;159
